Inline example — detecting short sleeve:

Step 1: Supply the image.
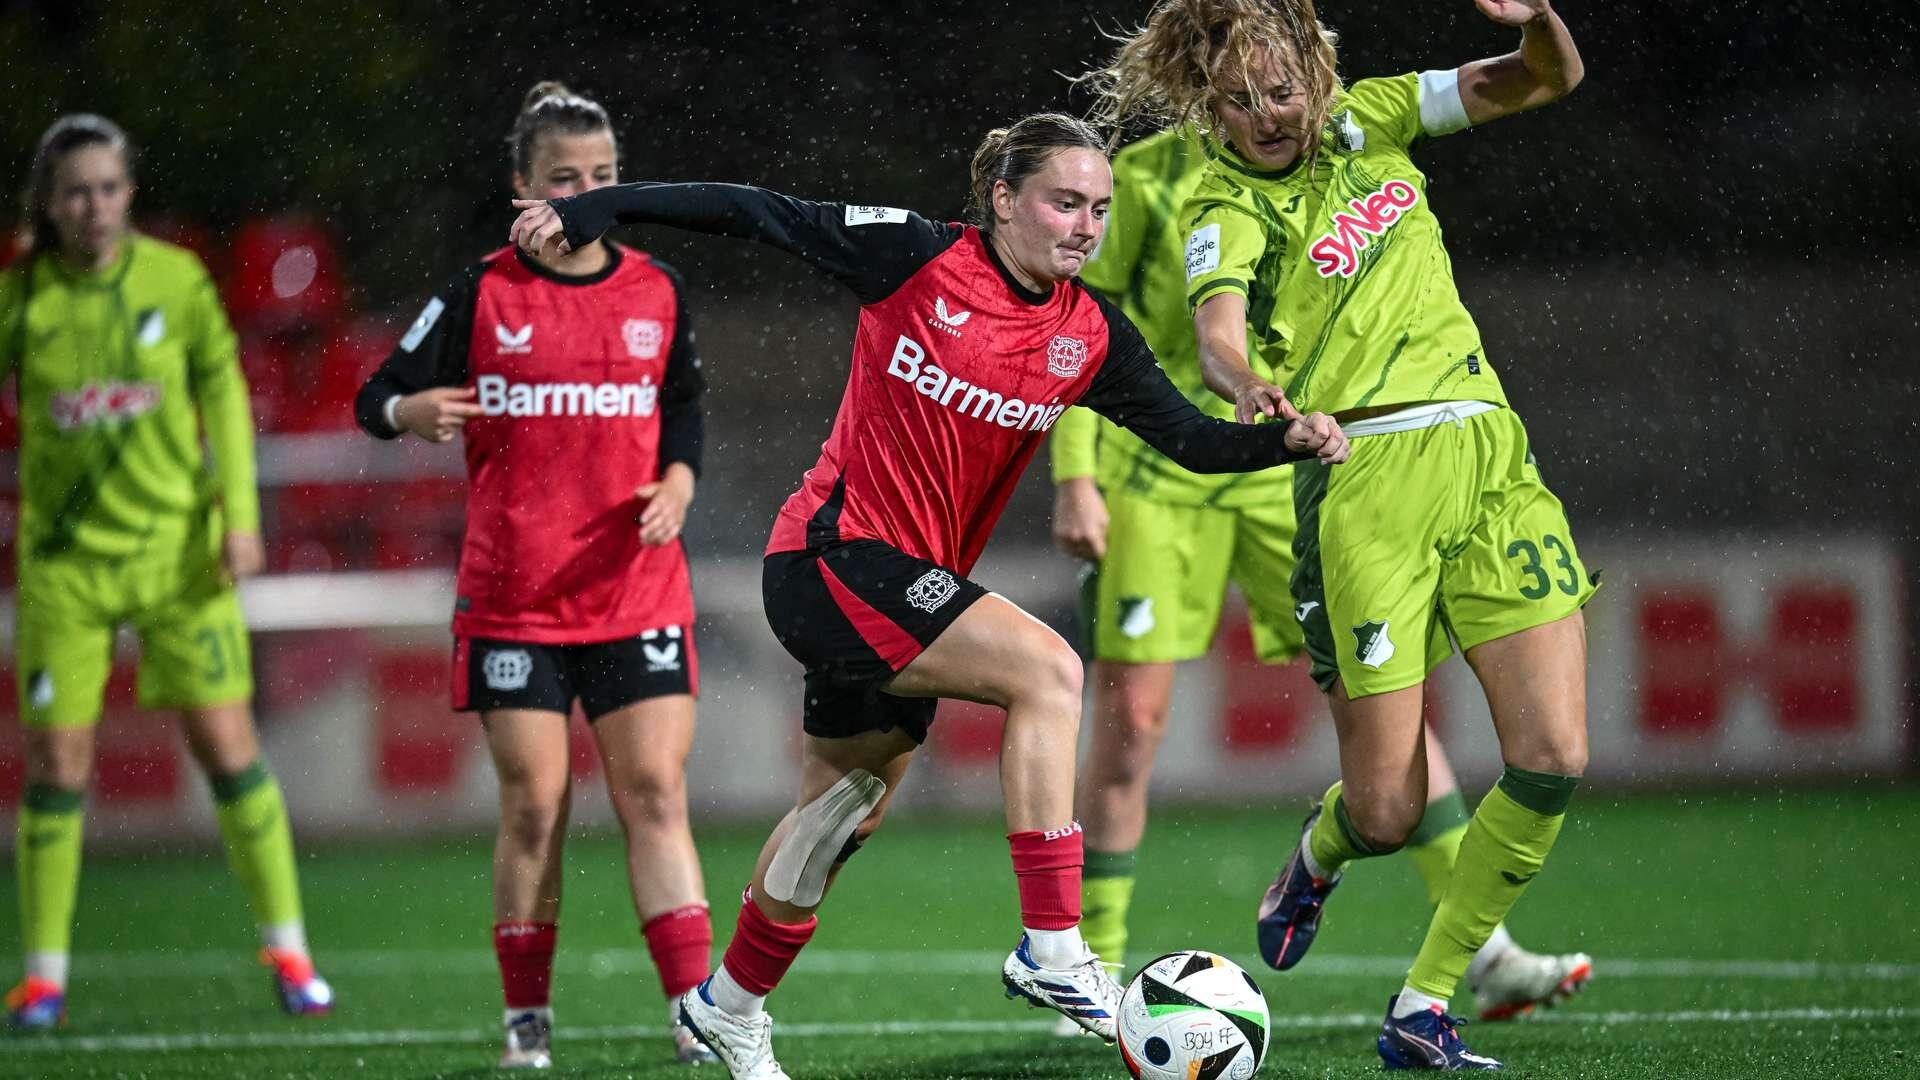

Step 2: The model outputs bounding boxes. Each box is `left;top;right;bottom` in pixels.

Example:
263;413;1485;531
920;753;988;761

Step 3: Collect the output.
1181;199;1269;312
1343;74;1425;148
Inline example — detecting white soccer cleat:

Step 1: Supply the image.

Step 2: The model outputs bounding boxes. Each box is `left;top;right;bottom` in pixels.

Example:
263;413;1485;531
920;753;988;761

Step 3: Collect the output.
1001;935;1123;1042
1050;1012;1087;1038
499;1007;554;1069
1470;948;1593;1022
677;982;790;1080
671;1000;721;1065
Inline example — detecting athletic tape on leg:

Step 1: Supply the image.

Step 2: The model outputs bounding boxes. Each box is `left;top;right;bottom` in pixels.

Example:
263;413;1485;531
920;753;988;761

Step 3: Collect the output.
763;769;887;908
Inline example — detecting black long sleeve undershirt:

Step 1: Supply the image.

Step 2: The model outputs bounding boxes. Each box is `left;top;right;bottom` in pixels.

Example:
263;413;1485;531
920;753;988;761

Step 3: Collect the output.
1078;291;1313;471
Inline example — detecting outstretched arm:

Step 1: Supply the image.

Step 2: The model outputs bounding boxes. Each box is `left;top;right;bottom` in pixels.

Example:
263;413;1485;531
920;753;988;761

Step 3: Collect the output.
1457;0;1583;125
1081;297;1347;470
509;183;960;305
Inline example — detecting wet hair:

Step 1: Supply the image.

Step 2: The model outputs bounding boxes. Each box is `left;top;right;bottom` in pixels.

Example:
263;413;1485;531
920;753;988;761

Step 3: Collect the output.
505;81;615;177
20;113;133;258
966;113;1107;233
1082;0;1340;164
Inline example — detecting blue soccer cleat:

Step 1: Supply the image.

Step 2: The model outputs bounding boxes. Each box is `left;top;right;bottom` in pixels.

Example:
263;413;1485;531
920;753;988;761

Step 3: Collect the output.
1377;995;1503;1070
1255;804;1342;970
5;977;65;1031
262;948;334;1017
1001;934;1122;1042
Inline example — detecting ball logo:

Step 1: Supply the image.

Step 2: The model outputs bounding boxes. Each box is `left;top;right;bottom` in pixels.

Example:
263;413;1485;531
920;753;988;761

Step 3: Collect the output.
482;649;533;692
1046;335;1088;378
906;568;959;613
1308;179;1420;279
622;318;664;360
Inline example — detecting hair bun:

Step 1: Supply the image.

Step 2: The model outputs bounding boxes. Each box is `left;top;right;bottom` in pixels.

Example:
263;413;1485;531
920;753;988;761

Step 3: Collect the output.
522;81;573;112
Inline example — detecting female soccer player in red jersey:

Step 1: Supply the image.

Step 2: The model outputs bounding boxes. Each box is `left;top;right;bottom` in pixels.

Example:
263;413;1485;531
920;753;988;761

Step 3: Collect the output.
510;112;1347;1080
355;83;716;1070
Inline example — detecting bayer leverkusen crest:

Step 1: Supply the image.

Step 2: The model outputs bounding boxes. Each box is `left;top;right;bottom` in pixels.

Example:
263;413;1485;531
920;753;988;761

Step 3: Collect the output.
1047;335;1088;378
622;318;664;360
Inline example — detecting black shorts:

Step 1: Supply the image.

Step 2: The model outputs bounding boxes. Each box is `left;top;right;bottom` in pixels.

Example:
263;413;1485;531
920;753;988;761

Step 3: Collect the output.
452;627;698;719
762;540;989;743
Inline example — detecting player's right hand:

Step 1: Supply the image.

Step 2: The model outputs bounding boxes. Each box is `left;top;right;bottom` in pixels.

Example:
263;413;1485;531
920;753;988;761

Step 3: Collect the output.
1285;412;1350;464
510;199;572;258
395;387;484;443
1052;476;1109;561
1231;378;1302;426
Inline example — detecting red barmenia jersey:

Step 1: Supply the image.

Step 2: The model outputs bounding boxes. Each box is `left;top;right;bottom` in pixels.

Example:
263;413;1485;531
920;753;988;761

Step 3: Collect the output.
550;184;1311;576
355;244;705;642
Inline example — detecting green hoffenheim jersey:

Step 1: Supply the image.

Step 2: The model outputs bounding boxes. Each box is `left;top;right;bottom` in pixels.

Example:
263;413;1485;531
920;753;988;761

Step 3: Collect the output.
1182;72;1508;415
1049;127;1291;508
0;235;257;561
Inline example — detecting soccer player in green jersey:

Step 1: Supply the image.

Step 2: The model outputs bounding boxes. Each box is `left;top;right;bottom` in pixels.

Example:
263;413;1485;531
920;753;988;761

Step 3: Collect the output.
1052;106;1589;1030
1;115;330;1029
1091;0;1593;1067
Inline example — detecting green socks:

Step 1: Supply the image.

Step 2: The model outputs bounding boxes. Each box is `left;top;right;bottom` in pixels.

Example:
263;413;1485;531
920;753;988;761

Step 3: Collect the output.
1305;780;1406;876
17;785;86;979
1081;848;1136;973
1405;791;1470;908
1405;767;1579;1000
211;762;306;937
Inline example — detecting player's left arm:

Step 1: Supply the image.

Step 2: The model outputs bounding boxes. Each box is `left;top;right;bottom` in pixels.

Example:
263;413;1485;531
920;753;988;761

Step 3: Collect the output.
640;261;706;547
1078;296;1347;469
184;264;264;578
1455;0;1584;126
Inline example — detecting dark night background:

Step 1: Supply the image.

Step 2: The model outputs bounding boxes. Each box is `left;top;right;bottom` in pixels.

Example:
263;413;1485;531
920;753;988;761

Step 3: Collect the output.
3;0;1915;554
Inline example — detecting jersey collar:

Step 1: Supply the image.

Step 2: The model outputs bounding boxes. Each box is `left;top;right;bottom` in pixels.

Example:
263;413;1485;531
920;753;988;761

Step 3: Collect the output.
514;242;623;286
44;235;137;290
976;227;1054;307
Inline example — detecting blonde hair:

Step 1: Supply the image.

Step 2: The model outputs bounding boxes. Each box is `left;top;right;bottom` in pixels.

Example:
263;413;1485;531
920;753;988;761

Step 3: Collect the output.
1084;0;1339;160
966;113;1106;232
506;81;614;176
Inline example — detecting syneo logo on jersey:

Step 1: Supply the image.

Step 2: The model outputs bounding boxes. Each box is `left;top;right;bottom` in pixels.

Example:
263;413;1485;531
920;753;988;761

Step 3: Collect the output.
49;381;162;431
1308;179;1420;279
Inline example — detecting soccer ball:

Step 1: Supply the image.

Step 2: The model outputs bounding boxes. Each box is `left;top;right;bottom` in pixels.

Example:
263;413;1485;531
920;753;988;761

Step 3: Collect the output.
1116;950;1270;1080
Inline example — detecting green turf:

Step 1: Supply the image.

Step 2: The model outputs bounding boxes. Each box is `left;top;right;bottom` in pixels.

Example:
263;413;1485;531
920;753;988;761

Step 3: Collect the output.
4;784;1917;1078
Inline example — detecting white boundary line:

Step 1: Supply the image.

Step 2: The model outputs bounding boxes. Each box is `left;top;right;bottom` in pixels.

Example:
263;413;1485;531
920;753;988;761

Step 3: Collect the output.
14;1006;1918;1056
74;948;1920;982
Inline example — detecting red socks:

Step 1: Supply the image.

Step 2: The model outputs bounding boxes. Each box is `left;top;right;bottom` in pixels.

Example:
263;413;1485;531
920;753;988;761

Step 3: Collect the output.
493;921;558;1009
718;890;818;996
1008;824;1084;930
642;904;714;999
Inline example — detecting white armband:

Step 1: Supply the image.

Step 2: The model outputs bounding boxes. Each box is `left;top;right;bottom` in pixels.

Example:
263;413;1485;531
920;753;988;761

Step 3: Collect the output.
382;394;403;433
1417;68;1472;137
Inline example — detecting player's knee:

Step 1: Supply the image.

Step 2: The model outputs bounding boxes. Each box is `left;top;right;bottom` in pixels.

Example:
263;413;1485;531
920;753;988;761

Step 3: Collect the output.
1507;729;1589;779
1019;634;1084;716
1342;791;1420;854
609;771;688;828
499;786;568;850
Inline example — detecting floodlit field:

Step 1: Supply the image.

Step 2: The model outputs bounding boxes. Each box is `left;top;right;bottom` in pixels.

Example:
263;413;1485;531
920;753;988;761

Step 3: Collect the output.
5;786;1915;1079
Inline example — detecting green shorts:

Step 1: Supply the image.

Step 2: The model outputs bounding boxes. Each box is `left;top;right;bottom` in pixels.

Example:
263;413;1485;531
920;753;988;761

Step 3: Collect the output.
1292;406;1597;698
14;540;252;728
1086;483;1304;665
